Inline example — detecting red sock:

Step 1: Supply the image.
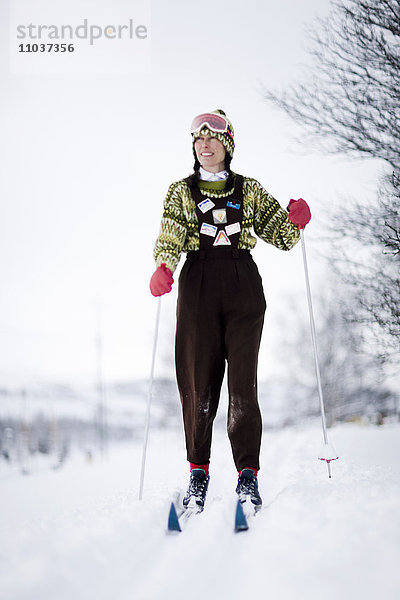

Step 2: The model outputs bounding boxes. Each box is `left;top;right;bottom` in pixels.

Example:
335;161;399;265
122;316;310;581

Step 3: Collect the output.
239;468;258;477
190;462;209;475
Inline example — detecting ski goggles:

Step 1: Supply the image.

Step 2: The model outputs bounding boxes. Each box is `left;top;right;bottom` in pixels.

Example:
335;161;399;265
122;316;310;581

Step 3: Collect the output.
190;112;234;141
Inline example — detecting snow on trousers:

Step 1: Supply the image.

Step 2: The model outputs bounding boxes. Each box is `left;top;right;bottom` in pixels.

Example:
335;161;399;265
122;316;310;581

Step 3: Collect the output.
175;177;266;471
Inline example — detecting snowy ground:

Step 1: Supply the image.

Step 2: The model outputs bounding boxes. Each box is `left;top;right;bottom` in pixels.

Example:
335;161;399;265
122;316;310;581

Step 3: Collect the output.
1;421;400;600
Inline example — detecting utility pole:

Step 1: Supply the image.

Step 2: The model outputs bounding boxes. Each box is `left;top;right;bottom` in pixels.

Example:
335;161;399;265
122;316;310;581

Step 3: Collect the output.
95;303;107;459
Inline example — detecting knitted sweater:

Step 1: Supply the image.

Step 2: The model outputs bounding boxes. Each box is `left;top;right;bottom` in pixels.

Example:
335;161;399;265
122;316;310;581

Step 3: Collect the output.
153;173;300;273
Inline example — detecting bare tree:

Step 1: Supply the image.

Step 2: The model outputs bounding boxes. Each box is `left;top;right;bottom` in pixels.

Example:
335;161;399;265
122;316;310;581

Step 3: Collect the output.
263;0;400;170
263;0;400;363
277;277;394;424
331;172;400;361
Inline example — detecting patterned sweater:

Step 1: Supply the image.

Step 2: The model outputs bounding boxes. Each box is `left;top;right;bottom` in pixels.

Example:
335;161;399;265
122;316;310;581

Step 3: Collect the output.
153;172;300;273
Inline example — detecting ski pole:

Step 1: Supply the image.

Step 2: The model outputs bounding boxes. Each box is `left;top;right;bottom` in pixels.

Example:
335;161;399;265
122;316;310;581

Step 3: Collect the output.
139;297;162;500
300;228;337;478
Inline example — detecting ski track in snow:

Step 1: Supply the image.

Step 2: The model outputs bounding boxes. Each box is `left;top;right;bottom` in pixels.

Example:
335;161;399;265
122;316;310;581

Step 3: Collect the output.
1;422;400;600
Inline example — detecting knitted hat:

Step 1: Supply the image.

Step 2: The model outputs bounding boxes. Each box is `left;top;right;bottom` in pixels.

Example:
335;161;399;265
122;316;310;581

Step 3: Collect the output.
191;109;235;157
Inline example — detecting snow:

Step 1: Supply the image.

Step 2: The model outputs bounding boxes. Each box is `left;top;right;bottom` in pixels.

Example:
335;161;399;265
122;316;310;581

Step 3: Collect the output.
1;421;400;600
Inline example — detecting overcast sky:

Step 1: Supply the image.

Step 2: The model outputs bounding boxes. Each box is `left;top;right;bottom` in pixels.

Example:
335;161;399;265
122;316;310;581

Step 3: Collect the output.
0;0;383;387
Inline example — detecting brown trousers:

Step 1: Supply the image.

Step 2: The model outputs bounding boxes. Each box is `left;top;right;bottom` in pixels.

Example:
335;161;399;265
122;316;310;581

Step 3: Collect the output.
175;249;266;471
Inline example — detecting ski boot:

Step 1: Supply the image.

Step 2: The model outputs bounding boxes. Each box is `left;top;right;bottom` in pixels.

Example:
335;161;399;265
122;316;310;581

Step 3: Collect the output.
236;469;262;511
183;469;210;512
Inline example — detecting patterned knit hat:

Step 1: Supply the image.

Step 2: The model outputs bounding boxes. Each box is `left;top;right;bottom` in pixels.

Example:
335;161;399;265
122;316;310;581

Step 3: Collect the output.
191;109;235;157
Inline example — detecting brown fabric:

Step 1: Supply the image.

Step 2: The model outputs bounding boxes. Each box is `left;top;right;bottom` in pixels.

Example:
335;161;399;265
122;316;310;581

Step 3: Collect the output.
175;178;266;471
175;250;266;471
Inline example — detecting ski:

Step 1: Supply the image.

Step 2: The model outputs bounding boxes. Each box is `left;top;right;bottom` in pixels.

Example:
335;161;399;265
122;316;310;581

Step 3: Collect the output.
167;502;182;532
234;500;249;532
168;497;260;533
235;498;262;532
167;501;203;533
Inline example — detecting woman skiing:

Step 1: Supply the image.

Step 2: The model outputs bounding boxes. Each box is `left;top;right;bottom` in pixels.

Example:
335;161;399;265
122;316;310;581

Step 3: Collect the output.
150;109;310;511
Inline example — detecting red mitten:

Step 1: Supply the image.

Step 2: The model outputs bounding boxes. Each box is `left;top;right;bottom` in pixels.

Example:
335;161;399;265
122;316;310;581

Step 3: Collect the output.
150;263;174;297
287;198;311;229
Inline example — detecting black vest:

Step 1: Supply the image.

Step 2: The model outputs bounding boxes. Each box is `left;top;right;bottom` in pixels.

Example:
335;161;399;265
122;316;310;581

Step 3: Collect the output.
186;175;244;250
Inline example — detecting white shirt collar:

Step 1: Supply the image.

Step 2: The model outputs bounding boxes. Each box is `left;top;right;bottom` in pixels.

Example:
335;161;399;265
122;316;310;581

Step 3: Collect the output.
199;166;229;181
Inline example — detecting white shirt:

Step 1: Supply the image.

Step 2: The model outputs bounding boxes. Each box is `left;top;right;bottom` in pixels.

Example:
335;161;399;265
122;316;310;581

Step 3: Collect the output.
199;167;229;181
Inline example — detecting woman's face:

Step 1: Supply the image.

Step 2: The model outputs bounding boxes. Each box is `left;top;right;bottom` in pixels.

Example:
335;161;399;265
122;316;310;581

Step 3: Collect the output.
194;135;226;173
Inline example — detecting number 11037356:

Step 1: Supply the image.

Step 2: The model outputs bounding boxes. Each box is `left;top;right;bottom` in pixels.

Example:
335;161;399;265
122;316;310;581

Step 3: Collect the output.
18;43;75;53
